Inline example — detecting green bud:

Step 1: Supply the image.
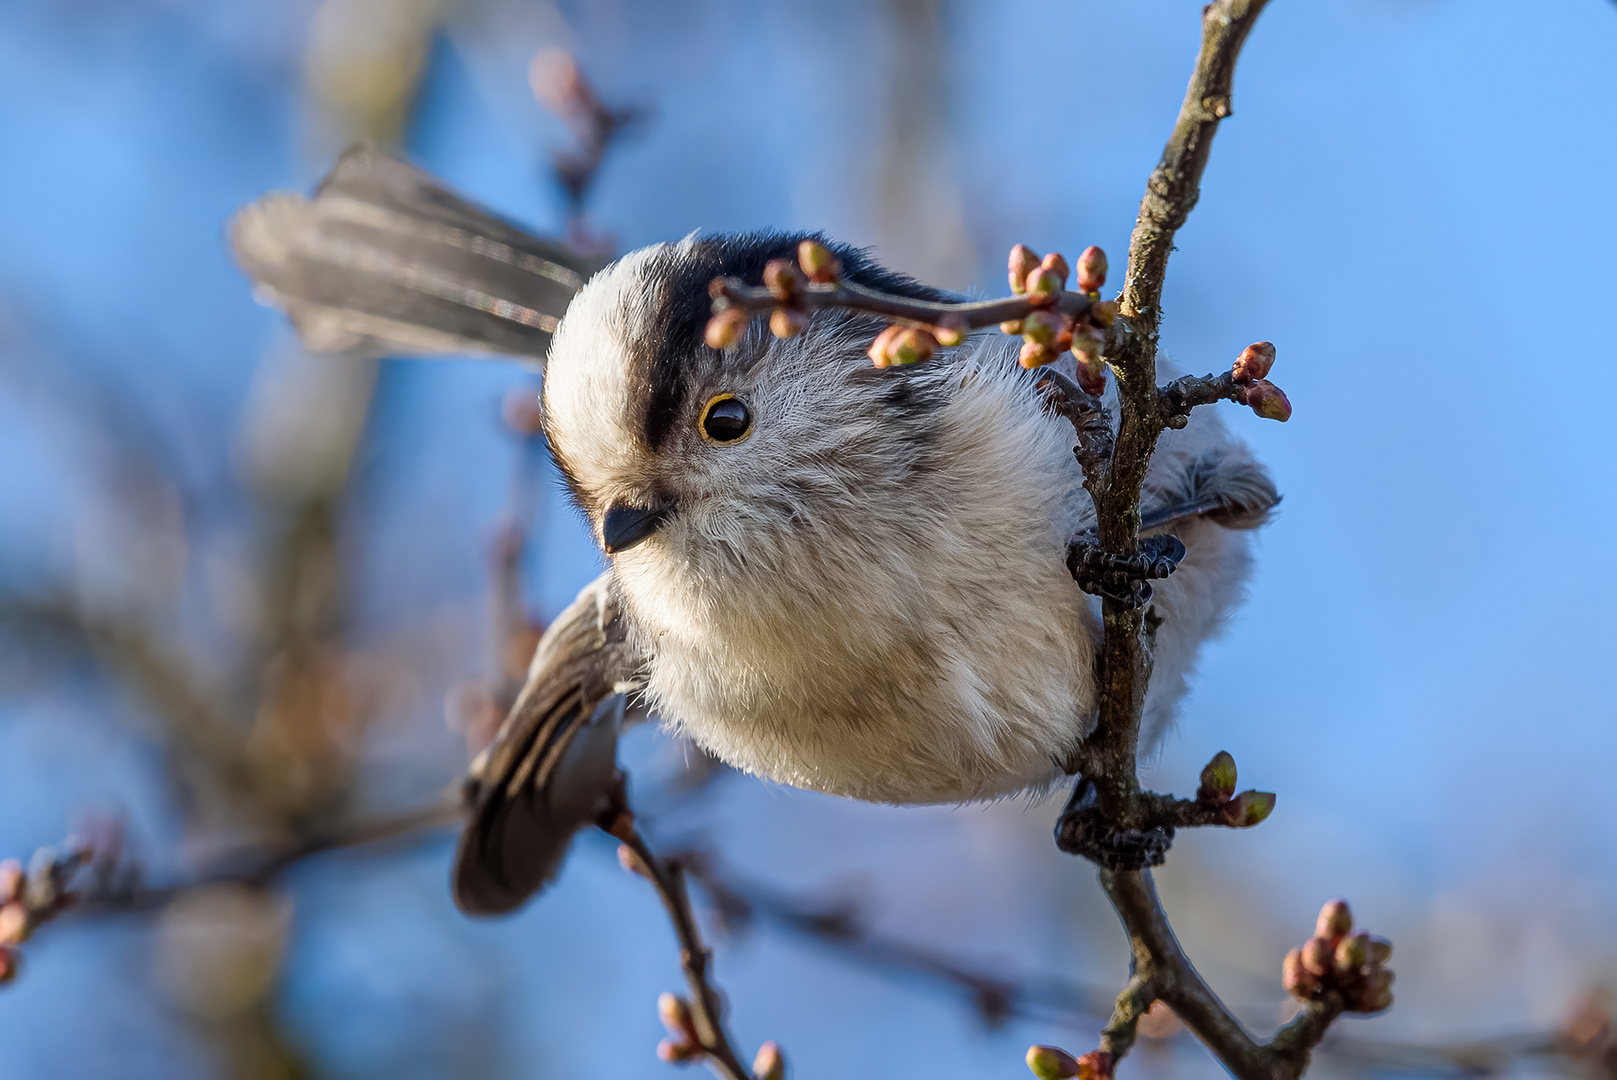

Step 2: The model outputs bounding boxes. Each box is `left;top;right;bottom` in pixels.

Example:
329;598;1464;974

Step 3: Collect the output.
797;240;841;284
1026;1045;1081;1080
1196;750;1238;805
1242;379;1292;422
1221;790;1275;828
933;315;970;347
1335;932;1369;977
1039;252;1069;288
867;325;902;368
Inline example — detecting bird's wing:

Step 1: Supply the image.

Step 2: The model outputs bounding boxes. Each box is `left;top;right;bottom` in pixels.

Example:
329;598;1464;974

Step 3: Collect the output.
453;571;645;916
230;146;607;364
1138;437;1279;534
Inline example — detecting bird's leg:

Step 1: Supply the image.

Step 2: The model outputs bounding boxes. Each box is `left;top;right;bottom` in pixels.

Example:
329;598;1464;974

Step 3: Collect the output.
1066;532;1185;608
1054;775;1174;871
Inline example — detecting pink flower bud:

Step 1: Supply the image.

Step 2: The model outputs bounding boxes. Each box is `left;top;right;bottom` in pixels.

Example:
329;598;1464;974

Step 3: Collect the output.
1283;947;1320;1000
1300;936;1334;978
769;307;809;339
867;326;901;367
1076;1050;1115;1080
657;1038;701;1063
1076;245;1107;293
1039;252;1070;288
1008;245;1041;295
752;1041;785;1080
1335;932;1370;978
1232;341;1276;383
659;992;697;1040
1316;899;1353;941
1088;299;1118;328
1021;310;1063;346
933;314;970;347
1221;790;1275;828
797;240;841;284
1019;342;1056;369
762;258;802;301
704;308;750;350
618;844;650;878
0;861;21;905
0;904;28;947
1025;1045;1082;1080
888;328;939;366
1074;347;1107;396
1024;267;1062;306
1242;379;1292;422
1196;750;1238;805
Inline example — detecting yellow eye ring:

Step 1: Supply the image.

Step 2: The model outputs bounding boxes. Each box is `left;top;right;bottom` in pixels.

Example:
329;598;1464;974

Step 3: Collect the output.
698;393;753;445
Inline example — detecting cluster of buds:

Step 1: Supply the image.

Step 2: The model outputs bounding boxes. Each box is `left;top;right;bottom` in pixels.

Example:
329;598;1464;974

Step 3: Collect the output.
1194;750;1277;828
1229;341;1292;422
704;240;846;351
1282;899;1394;1014
0;843;91;985
1002;244;1115;394
655;993;783;1079
1026;1045;1113;1080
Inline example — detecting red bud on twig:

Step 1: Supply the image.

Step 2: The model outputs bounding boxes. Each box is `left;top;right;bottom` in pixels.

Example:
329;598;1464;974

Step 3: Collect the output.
1008;245;1041;295
1242;379;1292;422
1076;245;1107;293
762;259;803;301
1022;310;1063;347
1283;947;1320;1000
1196;750;1238;805
1077;1051;1115;1080
752;1041;785;1080
797;240;841;284
1316;900;1353;940
1039;252;1069;288
704;308;749;350
1232;341;1276;383
1024;267;1063;306
1019;342;1057;369
888;328;938;366
933;314;970;347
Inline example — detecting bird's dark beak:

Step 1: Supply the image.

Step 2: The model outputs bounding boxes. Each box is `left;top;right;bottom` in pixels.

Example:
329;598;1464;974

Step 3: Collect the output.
601;500;671;554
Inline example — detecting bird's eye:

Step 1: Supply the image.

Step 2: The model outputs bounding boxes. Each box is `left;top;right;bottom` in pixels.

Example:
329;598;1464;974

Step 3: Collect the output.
699;394;752;444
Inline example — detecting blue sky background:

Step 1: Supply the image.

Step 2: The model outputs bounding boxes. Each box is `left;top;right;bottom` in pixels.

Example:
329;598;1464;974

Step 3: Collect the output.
0;1;1614;1077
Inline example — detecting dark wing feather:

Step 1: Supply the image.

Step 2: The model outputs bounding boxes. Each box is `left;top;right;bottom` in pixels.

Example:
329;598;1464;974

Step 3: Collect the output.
453;572;643;916
230;146;607;363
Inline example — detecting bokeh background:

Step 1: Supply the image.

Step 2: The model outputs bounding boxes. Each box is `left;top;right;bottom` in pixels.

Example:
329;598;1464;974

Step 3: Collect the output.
1;0;1615;1077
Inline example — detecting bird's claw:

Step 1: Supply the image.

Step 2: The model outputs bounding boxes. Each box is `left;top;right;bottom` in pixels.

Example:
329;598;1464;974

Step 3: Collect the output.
1054;776;1173;871
1066;531;1185;608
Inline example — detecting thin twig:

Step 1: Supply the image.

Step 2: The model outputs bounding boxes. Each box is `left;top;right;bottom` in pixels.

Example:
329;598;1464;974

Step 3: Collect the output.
711;276;1093;336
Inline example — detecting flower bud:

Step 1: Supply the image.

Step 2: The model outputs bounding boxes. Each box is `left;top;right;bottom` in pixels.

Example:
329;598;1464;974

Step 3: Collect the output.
658;1038;701;1063
1076;1050;1115;1080
762;258;802;301
0;860;21;905
705;308;750;350
1039;252;1069;287
659;992;697;1039
1076;246;1107;293
1242;379;1292;422
933;314;970;347
1365;936;1393;966
0;946;18;985
1019;342;1056;369
1282;947;1320;1000
888;328;938;366
1074;350;1107;396
1022;310;1063;346
1353;969;1395;1013
1335;932;1369;977
23;848;57;912
1316;899;1353;941
797;240;841;284
999;319;1025;335
603;810;636;843
1300;936;1334;979
1024;267;1062;306
0;904;28;947
769;307;809;339
618;844;650;878
1231;341;1276;383
752;1041;785;1080
1025;1044;1081;1080
1008;245;1041;295
1196;750;1238;805
1088;300;1118;328
1221;790;1275;828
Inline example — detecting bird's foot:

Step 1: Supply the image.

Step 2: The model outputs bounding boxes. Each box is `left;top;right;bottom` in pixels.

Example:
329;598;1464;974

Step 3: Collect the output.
1066;531;1186;608
1054;776;1174;871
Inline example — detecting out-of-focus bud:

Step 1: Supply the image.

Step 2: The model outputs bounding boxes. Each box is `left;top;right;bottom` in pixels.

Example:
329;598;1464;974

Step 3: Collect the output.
0;946;18;985
769;308;809;339
603;810;636;843
1022;311;1063;346
0;861;21;905
1242;380;1292;422
1039;252;1070;288
1316;900;1353;941
23;849;58;912
501;385;546;437
888;328;939;366
1365;936;1393;966
867;325;902;367
657;1038;701;1063
1076;1050;1115;1080
1073;340;1107;396
1008;245;1041;295
1196;750;1238;805
1231;341;1276;383
1283;947;1320;1000
1221;790;1275;828
705;308;750;350
933;314;970;347
1300;936;1334;979
0;904;28;947
1000;319;1025;335
1019;342;1057;369
1076;246;1108;294
659;992;697;1039
1353;969;1395;1013
1335;933;1370;977
619;844;650;878
1026;1044;1081;1080
797;240;841;284
1136;1001;1182;1041
762;259;803;301
1089;300;1118;327
752;1040;785;1080
1024;268;1063;306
